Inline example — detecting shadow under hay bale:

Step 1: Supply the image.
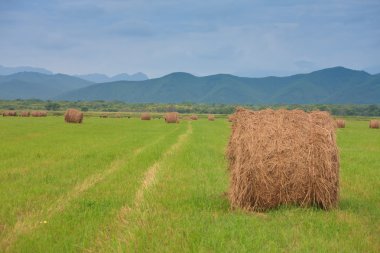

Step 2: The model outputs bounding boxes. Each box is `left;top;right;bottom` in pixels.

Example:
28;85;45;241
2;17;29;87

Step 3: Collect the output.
64;109;83;123
164;112;179;123
369;120;379;129
208;114;215;121
227;108;340;212
2;111;17;116
336;119;345;128
20;111;30;117
31;111;47;117
141;112;151;120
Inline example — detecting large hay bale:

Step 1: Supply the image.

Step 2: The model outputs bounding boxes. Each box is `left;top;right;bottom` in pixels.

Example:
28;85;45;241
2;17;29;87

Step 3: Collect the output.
141;112;151;120
208;114;215;121
227;108;339;211
64;109;83;123
369;120;379;129
164;112;179;123
190;114;198;120
20;111;30;117
31;111;47;117
336;119;345;128
2;110;17;116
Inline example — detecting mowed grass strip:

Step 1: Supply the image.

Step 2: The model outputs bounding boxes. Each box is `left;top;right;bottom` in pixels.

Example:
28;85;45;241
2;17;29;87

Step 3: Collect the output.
0;117;184;252
87;122;193;252
95;119;379;252
11;123;187;253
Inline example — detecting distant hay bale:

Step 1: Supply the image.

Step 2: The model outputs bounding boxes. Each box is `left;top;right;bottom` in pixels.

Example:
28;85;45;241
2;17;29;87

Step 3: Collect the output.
100;114;108;118
336;119;345;128
2;110;17;116
31;111;47;117
64;109;83;123
369;120;379;129
141;112;151;120
208;114;215;121
228;115;234;122
164;112;179;123
20;111;30;117
190;114;198;120
227;108;340;211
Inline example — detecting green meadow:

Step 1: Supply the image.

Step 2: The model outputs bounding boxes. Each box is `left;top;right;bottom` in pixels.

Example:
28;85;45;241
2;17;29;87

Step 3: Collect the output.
0;116;379;252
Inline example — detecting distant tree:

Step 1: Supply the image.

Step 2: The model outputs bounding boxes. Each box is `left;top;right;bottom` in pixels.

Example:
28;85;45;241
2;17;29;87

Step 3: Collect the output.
45;102;60;111
81;106;89;112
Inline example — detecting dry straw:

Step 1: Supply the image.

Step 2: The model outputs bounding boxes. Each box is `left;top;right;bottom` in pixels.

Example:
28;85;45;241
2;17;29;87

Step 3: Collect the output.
141;112;151;120
164;112;179;123
64;109;83;123
227;108;340;211
369;120;379;129
336;119;345;128
190;114;198;120
20;111;30;117
2;111;17;116
228;115;234;122
31;111;47;117
208;114;215;121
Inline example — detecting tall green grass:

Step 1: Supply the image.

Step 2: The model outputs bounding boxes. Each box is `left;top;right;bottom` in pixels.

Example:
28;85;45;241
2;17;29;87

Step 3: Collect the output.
0;117;379;252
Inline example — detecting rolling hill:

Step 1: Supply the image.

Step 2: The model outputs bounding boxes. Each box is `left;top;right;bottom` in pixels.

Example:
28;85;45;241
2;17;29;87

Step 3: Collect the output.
0;72;93;100
57;67;380;104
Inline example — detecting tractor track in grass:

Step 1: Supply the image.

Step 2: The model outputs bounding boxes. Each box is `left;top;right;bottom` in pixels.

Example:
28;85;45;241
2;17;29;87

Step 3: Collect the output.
0;125;180;252
87;122;193;252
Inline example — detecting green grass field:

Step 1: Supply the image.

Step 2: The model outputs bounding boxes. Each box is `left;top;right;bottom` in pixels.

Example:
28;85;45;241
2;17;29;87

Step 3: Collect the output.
0;117;379;252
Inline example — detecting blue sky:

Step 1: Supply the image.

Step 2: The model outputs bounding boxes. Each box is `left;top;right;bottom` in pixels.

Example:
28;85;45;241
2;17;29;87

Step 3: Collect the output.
0;0;379;77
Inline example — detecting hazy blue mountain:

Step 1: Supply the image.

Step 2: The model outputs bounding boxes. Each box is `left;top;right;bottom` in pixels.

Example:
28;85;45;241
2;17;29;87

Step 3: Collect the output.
0;72;93;100
76;72;148;82
0;65;52;75
75;73;110;83
57;67;380;104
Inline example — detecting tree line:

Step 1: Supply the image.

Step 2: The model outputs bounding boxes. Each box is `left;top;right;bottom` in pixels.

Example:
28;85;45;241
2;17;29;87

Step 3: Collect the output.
1;99;380;116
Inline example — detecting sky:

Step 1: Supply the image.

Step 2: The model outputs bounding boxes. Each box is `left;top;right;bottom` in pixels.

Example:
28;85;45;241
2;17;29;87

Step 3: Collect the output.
0;0;379;78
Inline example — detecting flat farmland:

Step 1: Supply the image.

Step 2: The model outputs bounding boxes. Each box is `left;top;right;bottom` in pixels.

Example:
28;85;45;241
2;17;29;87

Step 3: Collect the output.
0;117;379;252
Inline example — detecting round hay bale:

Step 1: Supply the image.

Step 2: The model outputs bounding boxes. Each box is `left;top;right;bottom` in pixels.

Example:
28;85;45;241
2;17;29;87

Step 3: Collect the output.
64;109;83;123
336;119;345;128
2;110;17;116
164;112;179;123
141;112;151;120
190;114;198;120
20;111;30;117
208;114;215;121
31;111;47;117
369;120;379;129
228;115;234;122
227;108;340;211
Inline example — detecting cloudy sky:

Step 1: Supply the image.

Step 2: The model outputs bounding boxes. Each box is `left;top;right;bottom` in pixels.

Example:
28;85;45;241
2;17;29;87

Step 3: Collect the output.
0;0;379;78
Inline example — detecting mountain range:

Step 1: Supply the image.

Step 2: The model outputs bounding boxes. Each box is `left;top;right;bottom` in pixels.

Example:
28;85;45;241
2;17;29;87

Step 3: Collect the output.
0;66;379;104
0;72;92;100
0;65;149;82
75;72;148;82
